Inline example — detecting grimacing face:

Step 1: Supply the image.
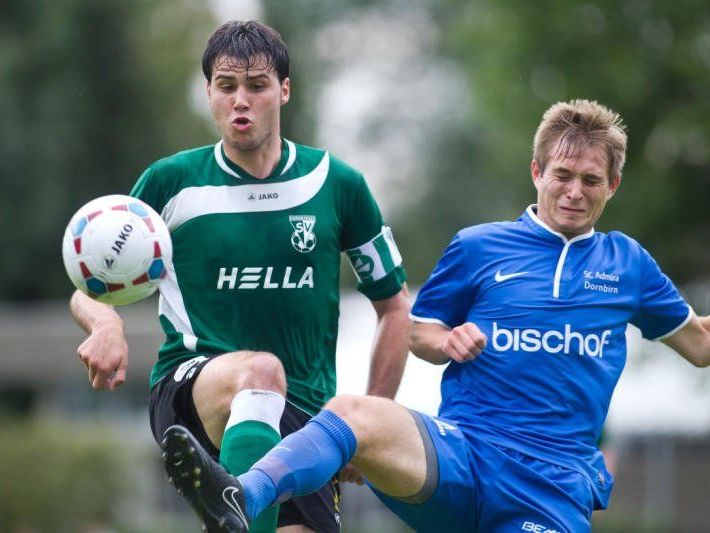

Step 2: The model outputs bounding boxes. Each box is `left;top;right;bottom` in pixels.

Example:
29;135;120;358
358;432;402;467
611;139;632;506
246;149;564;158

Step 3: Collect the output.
532;143;621;239
207;55;290;156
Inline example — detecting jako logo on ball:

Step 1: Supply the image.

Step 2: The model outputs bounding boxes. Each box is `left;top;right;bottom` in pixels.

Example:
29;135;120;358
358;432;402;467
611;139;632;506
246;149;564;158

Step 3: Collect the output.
110;223;135;255
62;195;173;306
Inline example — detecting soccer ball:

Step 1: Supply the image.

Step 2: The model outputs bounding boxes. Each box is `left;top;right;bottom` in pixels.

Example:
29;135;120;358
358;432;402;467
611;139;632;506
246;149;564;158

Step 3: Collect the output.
62;194;172;306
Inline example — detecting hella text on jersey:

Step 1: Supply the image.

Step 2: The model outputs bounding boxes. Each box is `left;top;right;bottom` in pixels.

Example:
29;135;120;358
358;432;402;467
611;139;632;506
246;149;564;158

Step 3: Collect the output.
216;266;314;290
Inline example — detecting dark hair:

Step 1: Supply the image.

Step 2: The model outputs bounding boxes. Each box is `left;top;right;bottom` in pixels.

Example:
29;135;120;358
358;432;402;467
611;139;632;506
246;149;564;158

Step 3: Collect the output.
201;20;289;82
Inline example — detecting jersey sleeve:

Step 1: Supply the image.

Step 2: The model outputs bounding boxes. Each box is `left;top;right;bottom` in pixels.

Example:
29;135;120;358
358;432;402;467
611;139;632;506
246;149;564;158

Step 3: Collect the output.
630;246;692;341
129;166;165;214
340;169;406;300
411;233;475;328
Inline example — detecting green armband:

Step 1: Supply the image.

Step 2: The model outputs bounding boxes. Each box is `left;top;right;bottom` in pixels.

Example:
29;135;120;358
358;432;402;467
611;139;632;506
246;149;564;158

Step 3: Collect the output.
346;225;402;284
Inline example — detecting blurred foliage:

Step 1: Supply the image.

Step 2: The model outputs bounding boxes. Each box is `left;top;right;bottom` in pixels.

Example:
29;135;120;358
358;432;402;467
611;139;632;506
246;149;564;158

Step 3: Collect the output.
0;417;134;531
2;0;710;300
418;0;710;283
0;0;215;300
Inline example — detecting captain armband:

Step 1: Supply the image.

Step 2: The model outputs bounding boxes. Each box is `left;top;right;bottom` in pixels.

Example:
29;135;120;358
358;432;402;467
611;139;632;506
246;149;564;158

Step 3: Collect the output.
345;225;402;284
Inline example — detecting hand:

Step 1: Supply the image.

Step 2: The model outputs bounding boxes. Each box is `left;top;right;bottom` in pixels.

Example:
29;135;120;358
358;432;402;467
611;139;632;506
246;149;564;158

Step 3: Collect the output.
338;463;365;485
440;322;487;363
77;323;129;390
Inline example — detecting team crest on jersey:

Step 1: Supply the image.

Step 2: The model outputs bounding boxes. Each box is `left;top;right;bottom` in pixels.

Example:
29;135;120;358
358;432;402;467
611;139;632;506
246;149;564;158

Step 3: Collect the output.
289;215;317;253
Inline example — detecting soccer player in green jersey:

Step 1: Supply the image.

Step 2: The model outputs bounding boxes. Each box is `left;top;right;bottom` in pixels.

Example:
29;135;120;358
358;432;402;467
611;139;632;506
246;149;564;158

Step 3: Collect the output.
69;20;410;532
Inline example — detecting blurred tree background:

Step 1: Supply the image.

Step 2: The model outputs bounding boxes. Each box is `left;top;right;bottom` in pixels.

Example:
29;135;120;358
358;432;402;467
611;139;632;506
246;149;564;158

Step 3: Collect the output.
0;0;214;300
2;0;709;300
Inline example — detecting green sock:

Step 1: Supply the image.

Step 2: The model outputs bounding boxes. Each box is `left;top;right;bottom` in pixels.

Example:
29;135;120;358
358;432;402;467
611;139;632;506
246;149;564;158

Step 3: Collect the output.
220;420;281;532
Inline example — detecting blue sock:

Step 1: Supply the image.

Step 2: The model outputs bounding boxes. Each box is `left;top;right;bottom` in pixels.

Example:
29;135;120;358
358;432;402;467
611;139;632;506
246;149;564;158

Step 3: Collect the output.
237;409;357;521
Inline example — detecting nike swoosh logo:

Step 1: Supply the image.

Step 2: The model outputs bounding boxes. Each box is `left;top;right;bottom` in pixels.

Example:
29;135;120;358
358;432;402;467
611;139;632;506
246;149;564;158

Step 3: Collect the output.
494;270;528;283
222;486;248;525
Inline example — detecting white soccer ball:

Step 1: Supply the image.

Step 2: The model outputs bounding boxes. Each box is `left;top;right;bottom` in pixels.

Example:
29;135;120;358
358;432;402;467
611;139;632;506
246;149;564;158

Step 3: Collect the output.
62;194;172;306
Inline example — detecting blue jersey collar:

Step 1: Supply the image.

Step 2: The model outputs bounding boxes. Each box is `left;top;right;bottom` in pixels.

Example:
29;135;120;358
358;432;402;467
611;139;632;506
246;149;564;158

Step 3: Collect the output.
521;205;596;246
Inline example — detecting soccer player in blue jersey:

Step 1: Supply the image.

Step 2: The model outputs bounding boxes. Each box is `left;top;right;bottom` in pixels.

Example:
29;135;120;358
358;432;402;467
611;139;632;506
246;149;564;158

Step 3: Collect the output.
162;99;710;532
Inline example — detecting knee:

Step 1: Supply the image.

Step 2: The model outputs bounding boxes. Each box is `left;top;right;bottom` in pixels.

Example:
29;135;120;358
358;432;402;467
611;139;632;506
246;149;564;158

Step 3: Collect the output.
235;351;286;393
324;394;369;432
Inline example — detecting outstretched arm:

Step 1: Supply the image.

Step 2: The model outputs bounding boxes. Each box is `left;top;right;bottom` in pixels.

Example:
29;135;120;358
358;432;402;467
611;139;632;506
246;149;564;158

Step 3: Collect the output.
410;321;487;365
662;314;710;368
69;290;129;390
365;285;411;399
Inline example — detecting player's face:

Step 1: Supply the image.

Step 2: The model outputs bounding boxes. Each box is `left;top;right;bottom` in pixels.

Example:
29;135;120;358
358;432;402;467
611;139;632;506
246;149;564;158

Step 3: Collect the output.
532;143;621;238
207;55;290;154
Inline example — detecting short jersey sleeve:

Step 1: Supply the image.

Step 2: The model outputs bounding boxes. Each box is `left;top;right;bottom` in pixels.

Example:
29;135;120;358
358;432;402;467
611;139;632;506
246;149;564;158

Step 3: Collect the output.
340;167;406;300
129;166;165;214
630;246;692;340
411;233;476;328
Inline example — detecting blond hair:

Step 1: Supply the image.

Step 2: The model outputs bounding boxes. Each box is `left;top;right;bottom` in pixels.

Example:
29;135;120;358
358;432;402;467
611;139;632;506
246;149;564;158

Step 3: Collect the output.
533;99;627;180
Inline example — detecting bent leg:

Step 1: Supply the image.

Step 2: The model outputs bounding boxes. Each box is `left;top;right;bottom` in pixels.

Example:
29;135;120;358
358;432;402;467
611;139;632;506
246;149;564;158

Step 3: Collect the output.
192;351;286;447
326;394;428;498
193;351;287;532
238;394;432;524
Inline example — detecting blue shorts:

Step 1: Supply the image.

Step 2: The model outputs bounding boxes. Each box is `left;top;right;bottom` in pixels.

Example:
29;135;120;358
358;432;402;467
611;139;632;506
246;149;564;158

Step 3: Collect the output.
371;411;594;533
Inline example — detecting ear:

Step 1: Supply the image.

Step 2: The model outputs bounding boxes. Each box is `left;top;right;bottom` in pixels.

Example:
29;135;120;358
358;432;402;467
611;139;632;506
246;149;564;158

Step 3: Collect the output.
531;159;542;190
280;77;291;106
206;80;212;100
607;173;622;199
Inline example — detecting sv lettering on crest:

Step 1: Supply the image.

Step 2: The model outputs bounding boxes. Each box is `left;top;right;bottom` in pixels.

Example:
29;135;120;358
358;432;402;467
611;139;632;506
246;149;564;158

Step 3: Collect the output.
289;215;317;253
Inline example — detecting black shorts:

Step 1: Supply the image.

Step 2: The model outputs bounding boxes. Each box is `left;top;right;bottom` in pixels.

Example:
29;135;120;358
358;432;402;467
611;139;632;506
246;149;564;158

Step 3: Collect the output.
149;355;341;532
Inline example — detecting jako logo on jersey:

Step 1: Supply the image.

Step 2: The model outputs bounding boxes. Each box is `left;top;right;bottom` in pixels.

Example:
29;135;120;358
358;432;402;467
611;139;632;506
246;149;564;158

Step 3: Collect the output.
492;322;611;358
521;521;561;533
247;192;279;201
289;215;317;253
217;266;314;290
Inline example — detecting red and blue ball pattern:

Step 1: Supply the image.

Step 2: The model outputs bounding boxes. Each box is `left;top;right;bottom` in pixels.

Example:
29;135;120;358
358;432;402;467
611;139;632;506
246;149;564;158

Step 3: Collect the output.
71;201;167;296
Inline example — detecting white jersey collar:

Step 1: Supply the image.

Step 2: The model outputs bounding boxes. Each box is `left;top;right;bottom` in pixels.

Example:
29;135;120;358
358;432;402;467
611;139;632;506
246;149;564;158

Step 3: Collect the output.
213;139;297;180
525;204;595;245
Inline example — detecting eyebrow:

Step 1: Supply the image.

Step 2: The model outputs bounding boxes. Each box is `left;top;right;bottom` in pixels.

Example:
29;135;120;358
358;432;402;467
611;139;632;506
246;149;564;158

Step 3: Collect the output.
583;173;606;181
213;72;271;82
551;166;605;179
551;167;572;174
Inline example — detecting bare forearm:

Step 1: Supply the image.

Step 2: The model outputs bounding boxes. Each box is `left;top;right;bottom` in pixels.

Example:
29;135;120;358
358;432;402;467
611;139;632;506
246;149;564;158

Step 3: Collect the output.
70;290;123;334
409;323;451;365
699;315;710;334
662;313;710;368
367;310;409;398
70;290;129;389
410;321;487;365
366;288;411;398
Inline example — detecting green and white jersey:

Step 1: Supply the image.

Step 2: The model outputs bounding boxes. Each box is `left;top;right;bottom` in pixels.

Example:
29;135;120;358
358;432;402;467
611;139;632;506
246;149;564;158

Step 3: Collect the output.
130;139;406;414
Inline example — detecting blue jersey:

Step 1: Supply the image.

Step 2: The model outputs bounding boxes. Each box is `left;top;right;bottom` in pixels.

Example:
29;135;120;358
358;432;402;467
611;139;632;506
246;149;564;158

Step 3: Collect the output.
411;206;692;506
